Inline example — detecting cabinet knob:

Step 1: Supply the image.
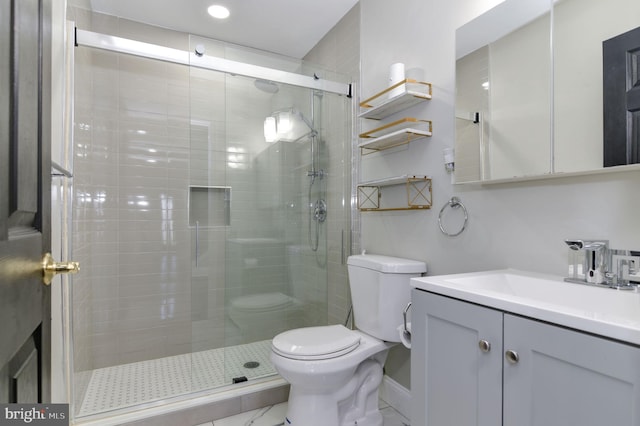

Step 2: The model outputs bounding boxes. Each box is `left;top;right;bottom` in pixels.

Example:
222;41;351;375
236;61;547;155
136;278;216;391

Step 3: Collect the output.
478;339;491;353
505;350;519;364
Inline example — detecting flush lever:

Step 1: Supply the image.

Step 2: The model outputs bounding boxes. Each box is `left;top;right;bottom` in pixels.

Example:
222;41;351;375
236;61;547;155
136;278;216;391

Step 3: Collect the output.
42;253;80;285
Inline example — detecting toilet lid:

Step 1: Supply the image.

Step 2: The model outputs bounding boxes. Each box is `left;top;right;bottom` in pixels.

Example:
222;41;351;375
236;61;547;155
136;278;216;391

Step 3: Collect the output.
272;325;360;360
231;292;293;312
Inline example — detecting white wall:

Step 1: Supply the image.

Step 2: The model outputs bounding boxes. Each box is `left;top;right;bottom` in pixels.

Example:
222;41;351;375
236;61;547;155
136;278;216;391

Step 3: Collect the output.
360;0;640;389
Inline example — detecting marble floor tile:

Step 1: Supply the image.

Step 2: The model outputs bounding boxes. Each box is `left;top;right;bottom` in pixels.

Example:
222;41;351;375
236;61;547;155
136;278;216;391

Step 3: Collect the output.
210;401;410;426
213;402;287;426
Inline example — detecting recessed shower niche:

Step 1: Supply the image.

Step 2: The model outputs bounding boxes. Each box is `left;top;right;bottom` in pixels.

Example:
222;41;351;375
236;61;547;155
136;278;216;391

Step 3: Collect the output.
189;185;232;227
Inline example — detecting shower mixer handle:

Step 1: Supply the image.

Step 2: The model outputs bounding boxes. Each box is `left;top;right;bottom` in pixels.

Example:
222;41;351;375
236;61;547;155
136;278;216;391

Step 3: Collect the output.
313;199;327;223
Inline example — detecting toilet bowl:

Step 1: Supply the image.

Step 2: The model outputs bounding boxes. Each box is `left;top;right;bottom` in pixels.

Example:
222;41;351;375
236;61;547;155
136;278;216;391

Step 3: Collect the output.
227;241;308;342
270;254;427;426
229;292;304;342
271;325;392;425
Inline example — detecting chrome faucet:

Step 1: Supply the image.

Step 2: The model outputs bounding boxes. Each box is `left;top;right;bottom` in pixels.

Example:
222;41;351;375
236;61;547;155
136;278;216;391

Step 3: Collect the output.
564;239;640;290
610;249;640;289
564;239;609;285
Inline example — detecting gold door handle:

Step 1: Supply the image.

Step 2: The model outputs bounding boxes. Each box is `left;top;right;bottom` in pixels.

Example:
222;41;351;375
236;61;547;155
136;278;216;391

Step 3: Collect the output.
42;253;80;285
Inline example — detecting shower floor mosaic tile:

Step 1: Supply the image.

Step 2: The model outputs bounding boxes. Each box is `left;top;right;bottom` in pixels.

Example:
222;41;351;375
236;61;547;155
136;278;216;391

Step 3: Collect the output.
78;340;275;417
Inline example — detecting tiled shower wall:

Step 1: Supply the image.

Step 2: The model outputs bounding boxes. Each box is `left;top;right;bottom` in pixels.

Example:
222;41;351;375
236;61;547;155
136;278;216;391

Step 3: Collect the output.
67;4;358;374
69;7;194;371
305;4;360;326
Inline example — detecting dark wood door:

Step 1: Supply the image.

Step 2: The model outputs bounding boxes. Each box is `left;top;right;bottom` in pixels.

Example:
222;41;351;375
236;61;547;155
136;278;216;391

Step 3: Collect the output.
0;0;52;403
603;25;640;167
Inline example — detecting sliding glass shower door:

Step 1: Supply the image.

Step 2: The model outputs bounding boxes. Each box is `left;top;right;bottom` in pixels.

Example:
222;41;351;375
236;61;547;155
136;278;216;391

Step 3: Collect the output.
67;21;350;419
187;36;350;387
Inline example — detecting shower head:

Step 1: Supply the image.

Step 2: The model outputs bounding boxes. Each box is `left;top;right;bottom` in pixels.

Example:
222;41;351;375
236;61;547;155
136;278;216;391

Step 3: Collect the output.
254;79;279;94
264;107;317;143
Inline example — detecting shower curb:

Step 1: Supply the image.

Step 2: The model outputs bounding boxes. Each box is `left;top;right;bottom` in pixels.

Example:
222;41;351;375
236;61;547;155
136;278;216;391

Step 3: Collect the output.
73;378;289;426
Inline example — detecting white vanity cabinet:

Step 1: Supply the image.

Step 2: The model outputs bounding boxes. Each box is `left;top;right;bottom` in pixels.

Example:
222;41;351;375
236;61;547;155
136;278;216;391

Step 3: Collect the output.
411;289;640;426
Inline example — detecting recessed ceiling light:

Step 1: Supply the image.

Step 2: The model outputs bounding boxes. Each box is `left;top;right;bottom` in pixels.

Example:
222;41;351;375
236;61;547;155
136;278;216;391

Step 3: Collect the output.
207;5;230;19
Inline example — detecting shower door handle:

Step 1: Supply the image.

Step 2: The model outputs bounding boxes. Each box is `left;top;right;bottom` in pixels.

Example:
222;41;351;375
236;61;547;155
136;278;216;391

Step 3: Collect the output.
42;253;80;285
195;221;199;267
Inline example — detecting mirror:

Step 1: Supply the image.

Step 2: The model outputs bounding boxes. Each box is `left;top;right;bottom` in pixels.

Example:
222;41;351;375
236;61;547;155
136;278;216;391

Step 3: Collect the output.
455;0;640;183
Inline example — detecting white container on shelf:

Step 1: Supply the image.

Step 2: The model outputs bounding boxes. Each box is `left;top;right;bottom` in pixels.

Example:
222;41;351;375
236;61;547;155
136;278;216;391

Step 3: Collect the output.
388;62;406;99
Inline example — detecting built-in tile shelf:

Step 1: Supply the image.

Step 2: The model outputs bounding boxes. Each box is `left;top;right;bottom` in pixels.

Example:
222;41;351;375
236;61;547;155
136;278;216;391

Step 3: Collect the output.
359;118;432;154
189;185;232;227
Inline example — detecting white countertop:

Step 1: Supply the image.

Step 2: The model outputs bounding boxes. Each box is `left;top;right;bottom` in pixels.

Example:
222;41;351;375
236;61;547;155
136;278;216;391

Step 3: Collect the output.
411;269;640;346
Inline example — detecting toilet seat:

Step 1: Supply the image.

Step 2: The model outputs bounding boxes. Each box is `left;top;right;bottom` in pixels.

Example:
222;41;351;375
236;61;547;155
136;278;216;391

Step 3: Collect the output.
272;325;360;360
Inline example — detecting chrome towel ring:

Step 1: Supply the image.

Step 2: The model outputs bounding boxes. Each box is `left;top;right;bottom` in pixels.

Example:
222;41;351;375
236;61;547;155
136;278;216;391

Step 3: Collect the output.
438;196;468;237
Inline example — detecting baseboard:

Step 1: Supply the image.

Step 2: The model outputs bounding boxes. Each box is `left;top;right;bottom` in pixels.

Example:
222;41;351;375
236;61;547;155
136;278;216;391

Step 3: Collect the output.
379;375;411;420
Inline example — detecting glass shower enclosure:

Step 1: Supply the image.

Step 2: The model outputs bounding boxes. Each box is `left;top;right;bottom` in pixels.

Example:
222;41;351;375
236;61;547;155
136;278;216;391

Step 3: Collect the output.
67;20;350;420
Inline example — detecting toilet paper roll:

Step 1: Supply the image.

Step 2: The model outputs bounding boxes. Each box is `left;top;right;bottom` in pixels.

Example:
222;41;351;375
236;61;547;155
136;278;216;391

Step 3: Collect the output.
388;62;406;99
398;323;412;349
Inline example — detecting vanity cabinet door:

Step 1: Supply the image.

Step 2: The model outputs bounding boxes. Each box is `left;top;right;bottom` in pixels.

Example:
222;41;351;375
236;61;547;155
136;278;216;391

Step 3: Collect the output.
411;290;503;426
503;314;640;426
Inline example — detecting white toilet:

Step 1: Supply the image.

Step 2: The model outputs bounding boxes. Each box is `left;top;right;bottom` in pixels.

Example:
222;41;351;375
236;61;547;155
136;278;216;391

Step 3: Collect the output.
270;254;427;426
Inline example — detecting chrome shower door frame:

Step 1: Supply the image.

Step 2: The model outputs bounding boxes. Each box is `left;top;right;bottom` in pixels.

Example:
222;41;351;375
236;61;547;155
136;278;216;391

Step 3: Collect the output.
75;29;352;97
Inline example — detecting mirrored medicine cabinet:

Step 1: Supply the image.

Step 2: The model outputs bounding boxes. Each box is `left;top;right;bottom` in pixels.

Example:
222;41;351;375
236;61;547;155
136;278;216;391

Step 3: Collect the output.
454;0;640;183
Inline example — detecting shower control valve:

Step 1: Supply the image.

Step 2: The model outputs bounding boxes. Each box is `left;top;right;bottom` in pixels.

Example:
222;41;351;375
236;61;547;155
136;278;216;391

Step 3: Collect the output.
313;199;327;223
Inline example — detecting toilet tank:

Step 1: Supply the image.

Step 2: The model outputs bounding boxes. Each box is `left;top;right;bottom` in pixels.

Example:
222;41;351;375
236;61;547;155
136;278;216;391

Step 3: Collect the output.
347;254;427;342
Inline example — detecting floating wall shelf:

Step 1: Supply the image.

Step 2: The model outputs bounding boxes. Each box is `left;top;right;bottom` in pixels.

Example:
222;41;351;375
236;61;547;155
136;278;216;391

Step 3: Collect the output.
359;118;432;154
359;79;432;120
357;175;432;211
